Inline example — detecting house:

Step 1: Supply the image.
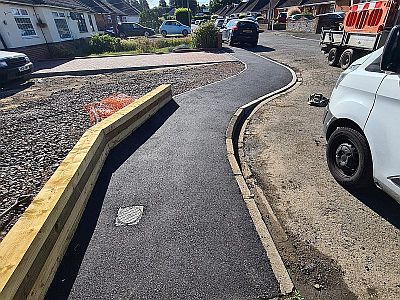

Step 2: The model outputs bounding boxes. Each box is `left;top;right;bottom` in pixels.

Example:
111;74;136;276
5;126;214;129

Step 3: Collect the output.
105;0;141;23
274;0;335;16
0;0;141;60
80;0;141;31
0;0;99;59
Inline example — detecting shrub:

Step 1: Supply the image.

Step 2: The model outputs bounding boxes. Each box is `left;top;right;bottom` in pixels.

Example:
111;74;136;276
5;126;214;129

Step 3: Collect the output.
272;23;286;30
192;21;219;49
175;8;191;26
89;34;123;54
48;38;90;58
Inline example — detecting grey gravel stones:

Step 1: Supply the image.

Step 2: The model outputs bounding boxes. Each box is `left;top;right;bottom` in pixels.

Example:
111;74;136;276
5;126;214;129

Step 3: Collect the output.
0;61;244;240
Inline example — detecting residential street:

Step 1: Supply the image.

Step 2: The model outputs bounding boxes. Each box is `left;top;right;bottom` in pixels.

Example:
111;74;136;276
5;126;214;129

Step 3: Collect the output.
46;46;293;299
244;31;400;300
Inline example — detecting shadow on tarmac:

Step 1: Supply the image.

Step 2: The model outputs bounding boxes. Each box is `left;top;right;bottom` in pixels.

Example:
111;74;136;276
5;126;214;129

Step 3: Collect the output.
348;186;400;230
45;100;179;299
223;45;275;53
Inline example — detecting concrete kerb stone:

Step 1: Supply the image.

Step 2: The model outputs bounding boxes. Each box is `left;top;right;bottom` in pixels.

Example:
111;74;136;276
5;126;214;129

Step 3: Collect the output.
225;52;299;296
0;85;172;300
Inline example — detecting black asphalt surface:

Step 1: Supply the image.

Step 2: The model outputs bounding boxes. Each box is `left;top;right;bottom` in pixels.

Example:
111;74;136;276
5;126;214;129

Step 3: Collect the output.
46;43;293;300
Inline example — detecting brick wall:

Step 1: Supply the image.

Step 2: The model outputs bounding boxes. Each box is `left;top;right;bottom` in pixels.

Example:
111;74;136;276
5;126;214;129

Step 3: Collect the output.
287;18;318;33
9;38;91;62
11;44;50;62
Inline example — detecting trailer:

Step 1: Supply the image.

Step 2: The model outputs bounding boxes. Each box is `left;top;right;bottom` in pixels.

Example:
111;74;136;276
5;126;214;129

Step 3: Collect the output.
321;0;400;69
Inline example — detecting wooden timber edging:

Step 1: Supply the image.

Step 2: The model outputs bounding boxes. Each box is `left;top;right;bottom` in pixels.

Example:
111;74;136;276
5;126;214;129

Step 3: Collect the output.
0;84;172;300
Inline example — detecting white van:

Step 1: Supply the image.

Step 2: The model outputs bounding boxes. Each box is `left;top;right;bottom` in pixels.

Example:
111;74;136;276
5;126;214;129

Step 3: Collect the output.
323;25;400;202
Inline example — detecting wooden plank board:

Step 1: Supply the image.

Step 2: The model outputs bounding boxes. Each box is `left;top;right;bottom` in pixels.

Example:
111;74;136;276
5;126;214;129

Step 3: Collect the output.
0;84;172;299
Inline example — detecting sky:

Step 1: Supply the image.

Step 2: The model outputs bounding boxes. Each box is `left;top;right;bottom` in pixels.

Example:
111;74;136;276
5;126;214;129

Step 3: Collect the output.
148;0;209;8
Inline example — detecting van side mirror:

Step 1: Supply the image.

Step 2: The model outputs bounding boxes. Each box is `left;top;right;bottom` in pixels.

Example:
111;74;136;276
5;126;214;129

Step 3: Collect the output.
381;25;400;72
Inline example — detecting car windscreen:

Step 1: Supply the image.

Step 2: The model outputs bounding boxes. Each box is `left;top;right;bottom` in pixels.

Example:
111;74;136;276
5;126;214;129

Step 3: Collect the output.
237;21;257;29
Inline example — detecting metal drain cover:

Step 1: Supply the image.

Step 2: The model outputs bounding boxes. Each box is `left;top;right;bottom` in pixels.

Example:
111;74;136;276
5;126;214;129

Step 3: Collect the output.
115;205;144;226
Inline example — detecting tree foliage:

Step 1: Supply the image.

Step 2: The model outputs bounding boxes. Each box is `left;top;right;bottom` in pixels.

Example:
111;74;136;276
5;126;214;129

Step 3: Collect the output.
210;0;240;13
138;0;150;11
175;7;191;25
140;8;162;31
159;0;167;7
170;0;198;14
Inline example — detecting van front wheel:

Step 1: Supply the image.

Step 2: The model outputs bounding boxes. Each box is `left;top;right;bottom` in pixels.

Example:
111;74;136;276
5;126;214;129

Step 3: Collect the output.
326;127;373;189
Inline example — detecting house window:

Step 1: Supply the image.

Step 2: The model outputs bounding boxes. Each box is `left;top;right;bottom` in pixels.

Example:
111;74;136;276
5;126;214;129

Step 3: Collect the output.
76;13;88;33
53;12;71;39
11;8;37;37
88;14;95;31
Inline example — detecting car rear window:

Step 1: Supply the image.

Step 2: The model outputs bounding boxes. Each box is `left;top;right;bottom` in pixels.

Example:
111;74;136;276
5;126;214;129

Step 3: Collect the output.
237;21;257;29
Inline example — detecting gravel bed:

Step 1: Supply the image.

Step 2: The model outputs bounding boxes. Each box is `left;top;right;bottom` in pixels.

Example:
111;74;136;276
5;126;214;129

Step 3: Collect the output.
0;61;244;240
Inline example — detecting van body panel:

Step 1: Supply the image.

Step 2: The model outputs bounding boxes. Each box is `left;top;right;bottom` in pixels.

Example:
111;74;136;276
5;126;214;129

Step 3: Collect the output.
328;49;386;130
364;73;400;196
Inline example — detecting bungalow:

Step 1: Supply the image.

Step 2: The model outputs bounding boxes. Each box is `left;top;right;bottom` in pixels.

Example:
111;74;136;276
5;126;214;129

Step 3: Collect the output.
274;0;335;16
80;0;141;31
0;0;99;59
0;0;141;60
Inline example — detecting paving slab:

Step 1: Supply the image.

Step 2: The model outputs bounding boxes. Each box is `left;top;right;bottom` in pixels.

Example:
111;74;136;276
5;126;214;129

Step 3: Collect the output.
33;52;236;77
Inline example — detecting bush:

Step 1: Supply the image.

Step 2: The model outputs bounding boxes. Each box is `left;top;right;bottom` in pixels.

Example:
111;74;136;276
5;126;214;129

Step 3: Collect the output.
48;38;90;58
272;23;286;30
192;21;219;49
90;34;123;53
175;8;191;26
91;37;192;54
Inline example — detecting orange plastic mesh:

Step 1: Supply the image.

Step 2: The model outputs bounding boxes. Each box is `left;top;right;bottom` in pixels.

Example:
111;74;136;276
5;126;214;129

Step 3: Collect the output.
84;94;135;125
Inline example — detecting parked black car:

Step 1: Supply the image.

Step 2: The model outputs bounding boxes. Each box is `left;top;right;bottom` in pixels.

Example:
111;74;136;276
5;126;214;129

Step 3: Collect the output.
0;51;33;86
316;12;345;33
222;19;258;47
107;22;155;38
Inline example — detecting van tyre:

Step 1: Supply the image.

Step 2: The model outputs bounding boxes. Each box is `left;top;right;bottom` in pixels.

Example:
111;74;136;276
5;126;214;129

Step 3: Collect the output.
339;49;354;70
327;127;373;189
328;47;340;66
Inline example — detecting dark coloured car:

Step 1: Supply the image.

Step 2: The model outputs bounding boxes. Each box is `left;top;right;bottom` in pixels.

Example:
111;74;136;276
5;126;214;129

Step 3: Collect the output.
0;51;33;86
277;12;287;23
222;20;258;47
316;12;345;33
109;22;155;38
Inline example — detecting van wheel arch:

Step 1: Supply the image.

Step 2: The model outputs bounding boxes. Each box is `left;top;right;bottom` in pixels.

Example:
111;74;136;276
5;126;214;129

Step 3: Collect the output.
326;118;364;140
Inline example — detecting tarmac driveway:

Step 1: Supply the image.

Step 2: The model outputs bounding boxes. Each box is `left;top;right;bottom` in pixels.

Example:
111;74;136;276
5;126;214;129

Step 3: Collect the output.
46;46;293;299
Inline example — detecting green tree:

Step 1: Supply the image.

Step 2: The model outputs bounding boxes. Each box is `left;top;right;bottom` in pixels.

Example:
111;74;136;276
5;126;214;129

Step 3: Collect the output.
175;7;191;26
159;0;167;7
139;0;150;10
170;0;198;14
140;8;162;31
210;0;240;13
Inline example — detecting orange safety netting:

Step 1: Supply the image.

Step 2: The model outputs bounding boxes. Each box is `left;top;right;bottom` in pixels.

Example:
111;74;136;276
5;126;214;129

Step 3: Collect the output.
84;94;136;125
